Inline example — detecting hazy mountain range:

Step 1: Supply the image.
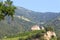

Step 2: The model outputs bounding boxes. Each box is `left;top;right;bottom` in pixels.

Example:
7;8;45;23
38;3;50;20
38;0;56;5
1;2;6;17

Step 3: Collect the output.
0;7;60;37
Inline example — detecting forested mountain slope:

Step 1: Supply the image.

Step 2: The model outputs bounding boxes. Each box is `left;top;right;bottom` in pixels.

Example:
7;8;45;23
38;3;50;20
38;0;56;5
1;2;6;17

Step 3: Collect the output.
0;7;60;38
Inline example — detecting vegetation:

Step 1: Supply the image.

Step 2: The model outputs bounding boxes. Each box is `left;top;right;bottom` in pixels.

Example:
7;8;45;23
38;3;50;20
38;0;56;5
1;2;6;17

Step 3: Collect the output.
45;26;54;31
0;2;60;39
0;18;36;38
44;18;60;37
2;30;46;40
1;27;57;40
0;0;60;40
0;0;16;20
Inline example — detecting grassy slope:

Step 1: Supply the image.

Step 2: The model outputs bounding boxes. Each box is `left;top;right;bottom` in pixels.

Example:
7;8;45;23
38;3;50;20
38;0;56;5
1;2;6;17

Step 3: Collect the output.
2;37;19;40
2;30;45;40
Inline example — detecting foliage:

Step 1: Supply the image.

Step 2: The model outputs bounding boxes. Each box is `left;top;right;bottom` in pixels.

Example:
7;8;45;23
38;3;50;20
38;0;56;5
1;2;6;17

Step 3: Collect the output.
0;0;16;20
50;36;57;40
1;28;57;40
18;30;46;40
57;37;60;40
45;26;54;31
0;16;36;38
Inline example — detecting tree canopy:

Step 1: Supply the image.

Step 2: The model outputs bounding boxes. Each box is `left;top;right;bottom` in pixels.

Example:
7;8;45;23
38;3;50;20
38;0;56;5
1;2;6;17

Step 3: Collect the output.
0;0;16;20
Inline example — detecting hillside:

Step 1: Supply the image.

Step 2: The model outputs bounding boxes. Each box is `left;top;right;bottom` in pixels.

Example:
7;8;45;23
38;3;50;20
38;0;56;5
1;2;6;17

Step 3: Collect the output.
44;16;60;37
0;16;35;38
2;29;57;40
0;7;60;38
15;7;60;24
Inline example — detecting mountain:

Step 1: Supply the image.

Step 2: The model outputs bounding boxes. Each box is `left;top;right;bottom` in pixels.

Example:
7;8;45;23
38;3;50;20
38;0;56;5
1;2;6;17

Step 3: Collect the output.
15;7;60;24
0;16;36;38
0;7;60;38
45;16;60;37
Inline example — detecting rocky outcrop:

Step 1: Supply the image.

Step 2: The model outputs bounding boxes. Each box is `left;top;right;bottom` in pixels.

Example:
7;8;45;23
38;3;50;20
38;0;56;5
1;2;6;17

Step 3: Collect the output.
44;31;57;40
31;25;57;40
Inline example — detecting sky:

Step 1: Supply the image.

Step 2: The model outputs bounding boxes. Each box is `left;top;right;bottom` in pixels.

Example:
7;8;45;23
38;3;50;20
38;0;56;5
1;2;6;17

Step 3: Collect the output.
5;0;60;12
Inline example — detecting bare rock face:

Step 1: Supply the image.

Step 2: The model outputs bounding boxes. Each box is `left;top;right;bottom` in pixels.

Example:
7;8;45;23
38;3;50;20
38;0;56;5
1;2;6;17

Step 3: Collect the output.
44;31;57;40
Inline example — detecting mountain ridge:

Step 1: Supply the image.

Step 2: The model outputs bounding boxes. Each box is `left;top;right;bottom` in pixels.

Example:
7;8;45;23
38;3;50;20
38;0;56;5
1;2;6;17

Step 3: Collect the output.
0;6;60;38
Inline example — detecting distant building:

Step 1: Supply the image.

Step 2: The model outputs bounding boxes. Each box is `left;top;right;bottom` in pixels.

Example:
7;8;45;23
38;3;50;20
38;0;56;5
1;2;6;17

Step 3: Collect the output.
31;25;45;31
31;25;40;31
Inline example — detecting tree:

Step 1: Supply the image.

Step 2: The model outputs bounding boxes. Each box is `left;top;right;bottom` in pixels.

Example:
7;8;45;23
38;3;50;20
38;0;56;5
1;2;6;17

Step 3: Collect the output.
45;27;54;31
0;0;16;20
